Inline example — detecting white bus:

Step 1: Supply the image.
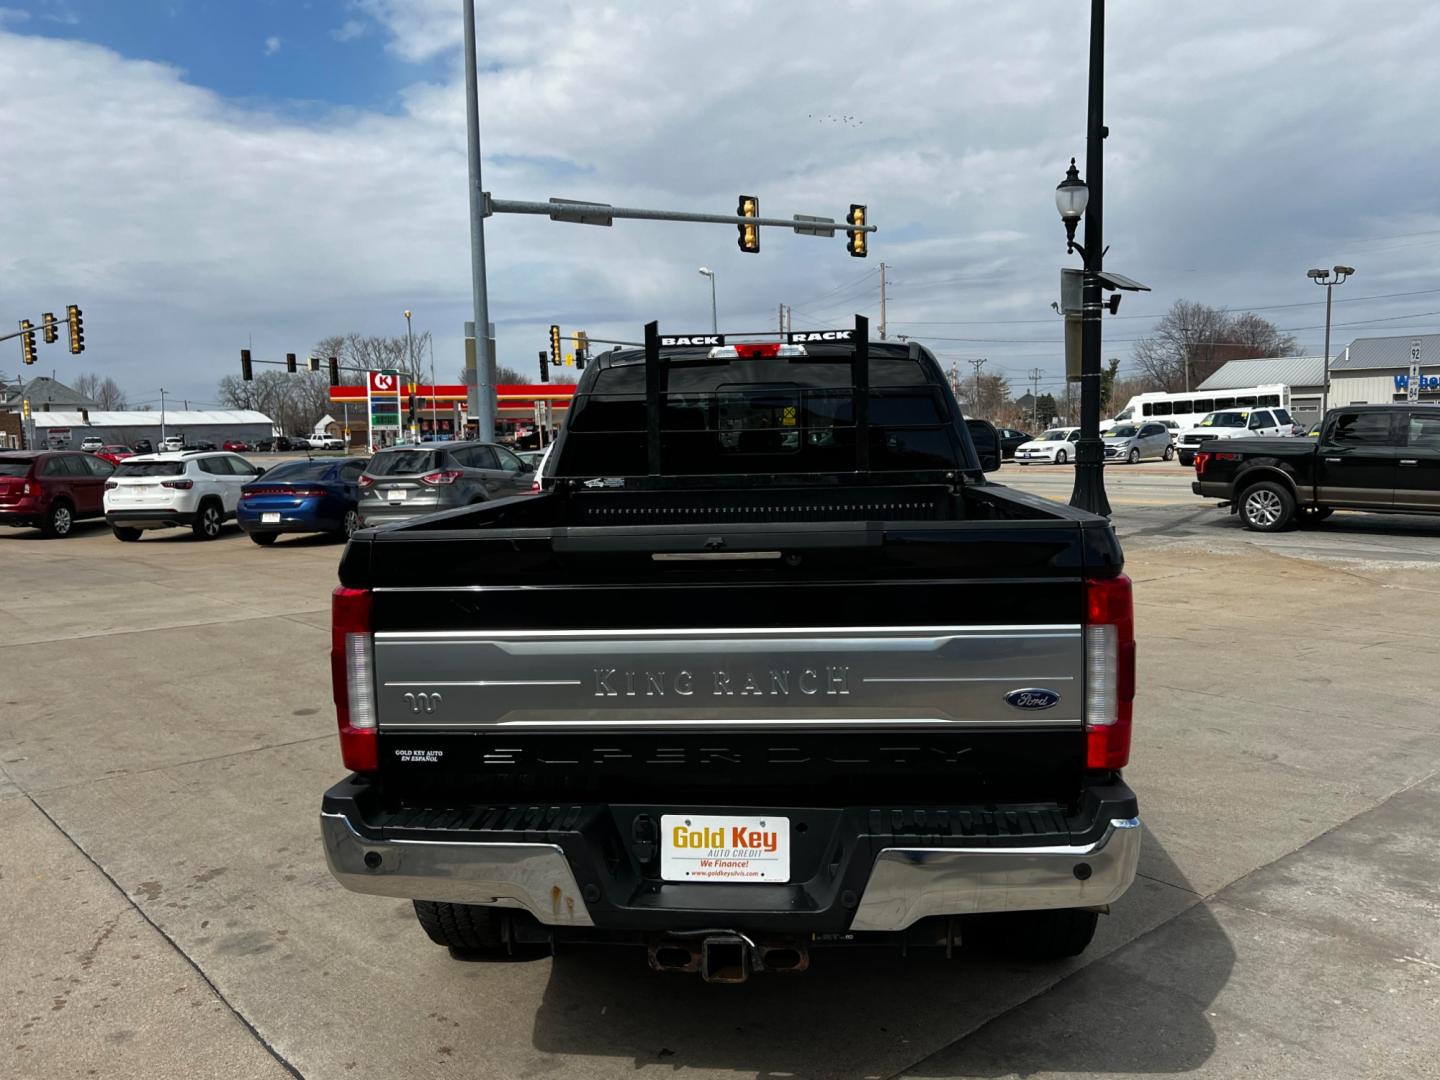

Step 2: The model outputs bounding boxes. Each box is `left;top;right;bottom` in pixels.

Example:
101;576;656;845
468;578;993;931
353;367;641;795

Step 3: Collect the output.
1109;384;1291;432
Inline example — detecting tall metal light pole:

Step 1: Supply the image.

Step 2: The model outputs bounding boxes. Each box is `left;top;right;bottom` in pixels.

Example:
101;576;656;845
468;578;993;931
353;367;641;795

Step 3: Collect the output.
698;267;717;333
462;0;495;440
1307;265;1355;414
1057;0;1111;518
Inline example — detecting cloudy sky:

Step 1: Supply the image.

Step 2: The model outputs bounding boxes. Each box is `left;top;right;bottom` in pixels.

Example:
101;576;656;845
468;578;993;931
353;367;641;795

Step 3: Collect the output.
2;0;1439;409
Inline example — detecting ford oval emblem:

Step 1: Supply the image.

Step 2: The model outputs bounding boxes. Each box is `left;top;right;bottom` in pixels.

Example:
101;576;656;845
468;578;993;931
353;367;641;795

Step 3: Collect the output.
1004;688;1060;711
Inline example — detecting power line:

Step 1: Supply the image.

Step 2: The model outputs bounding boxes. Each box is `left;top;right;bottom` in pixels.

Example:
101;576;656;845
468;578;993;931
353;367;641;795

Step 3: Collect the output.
892;286;1440;327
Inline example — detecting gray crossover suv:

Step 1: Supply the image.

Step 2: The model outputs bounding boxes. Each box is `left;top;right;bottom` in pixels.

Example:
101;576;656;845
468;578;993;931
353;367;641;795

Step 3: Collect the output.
358;441;534;527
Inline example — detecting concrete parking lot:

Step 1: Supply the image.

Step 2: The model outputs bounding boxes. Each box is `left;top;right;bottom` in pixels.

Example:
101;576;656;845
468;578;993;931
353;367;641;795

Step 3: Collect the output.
3;486;1438;1080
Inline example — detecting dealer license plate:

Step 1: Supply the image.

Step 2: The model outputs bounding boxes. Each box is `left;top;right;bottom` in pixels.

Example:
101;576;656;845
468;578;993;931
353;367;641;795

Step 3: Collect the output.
659;814;790;883
261;513;281;524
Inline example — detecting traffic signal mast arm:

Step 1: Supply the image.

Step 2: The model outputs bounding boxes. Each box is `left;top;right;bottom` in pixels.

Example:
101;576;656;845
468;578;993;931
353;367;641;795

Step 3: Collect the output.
485;196;876;241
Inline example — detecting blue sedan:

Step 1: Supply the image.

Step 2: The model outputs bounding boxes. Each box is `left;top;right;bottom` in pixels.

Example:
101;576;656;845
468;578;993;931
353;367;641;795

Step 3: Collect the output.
237;457;369;545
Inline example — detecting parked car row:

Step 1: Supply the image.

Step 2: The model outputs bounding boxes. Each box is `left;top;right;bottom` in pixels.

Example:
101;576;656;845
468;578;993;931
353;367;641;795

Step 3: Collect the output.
0;440;542;543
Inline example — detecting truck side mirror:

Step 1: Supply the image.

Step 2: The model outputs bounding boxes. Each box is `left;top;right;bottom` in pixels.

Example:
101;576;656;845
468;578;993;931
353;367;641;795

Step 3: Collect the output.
965;418;1003;472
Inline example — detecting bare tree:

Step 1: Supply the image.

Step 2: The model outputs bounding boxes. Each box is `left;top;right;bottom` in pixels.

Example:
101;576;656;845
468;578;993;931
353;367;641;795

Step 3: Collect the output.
70;372;128;409
315;332;433;386
95;377;127;410
73;371;101;403
1132;300;1299;392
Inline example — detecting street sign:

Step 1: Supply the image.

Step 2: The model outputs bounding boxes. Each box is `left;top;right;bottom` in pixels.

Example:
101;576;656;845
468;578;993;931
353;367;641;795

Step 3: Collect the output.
1409;339;1423;403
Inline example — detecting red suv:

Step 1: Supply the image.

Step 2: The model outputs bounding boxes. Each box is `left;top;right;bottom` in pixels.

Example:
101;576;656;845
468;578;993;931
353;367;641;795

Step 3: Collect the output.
0;450;115;537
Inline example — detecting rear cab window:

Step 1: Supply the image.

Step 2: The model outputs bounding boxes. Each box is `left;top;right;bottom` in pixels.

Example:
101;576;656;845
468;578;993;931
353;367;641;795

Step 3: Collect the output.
557;349;961;477
1326;412;1397;447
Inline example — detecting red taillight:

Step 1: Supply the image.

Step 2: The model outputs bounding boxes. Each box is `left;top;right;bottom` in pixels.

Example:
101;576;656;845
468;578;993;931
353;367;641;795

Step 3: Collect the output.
530;479;541;493
244;486;327;499
421;470;464;485
1083;574;1135;771
733;343;783;359
1193;451;1210;476
331;587;377;773
358;475;374;488
161;479;193;489
21;480;37;496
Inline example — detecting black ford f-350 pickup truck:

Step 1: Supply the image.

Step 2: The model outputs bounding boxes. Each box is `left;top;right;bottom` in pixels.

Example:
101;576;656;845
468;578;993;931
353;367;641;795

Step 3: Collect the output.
1192;403;1440;531
321;324;1139;981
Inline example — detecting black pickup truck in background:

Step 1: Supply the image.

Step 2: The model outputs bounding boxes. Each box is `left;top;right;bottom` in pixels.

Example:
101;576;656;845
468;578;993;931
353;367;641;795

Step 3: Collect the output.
1193;403;1440;531
321;324;1140;981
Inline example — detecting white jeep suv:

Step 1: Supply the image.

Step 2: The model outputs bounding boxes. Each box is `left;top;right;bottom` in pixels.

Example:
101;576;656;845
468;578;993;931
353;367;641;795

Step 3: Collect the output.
103;451;265;541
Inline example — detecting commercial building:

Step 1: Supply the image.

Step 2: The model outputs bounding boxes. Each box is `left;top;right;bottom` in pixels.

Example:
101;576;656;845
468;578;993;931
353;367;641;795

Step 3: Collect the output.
1198;356;1327;424
29;409;275;449
1328;333;1440;406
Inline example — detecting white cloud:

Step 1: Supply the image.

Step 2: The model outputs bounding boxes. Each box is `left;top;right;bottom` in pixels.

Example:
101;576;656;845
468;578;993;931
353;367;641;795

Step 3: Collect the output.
0;7;31;24
263;35;280;56
331;19;367;43
2;1;1440;407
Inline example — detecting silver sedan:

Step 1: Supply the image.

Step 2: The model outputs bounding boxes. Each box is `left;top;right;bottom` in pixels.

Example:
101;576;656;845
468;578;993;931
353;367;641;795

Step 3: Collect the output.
1102;422;1175;464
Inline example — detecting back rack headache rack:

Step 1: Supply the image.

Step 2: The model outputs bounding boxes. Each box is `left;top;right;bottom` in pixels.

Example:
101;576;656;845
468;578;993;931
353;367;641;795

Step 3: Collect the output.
641;312;872;479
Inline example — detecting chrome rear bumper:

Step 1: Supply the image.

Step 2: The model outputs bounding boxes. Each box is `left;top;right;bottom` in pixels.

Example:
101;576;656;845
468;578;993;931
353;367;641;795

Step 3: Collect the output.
322;812;1140;933
849;817;1141;931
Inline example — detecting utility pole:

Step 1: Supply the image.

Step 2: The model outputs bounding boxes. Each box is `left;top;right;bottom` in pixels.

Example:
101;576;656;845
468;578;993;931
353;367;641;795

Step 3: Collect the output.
462;0;495;440
1029;368;1045;430
967;357;987;416
878;262;888;340
778;303;785;337
160;388;167;444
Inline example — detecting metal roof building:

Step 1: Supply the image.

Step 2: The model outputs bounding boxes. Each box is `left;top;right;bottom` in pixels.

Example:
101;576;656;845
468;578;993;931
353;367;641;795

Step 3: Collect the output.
1198;356;1326;392
1328;333;1440;406
1196;355;1327;423
29;409;275;449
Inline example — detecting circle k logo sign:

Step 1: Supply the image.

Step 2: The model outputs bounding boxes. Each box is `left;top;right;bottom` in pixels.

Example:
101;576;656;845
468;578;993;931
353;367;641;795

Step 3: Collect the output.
369;372;397;393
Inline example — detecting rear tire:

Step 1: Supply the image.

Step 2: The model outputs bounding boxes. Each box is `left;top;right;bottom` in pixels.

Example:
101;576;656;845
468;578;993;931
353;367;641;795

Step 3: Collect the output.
248;531;278;546
111;526;142;542
192;501;224;540
1163;444;1175;461
41;501;75;538
1010;908;1099;959
413;901;505;951
339;508;360;538
1055;449;1068;465
1240;480;1296;532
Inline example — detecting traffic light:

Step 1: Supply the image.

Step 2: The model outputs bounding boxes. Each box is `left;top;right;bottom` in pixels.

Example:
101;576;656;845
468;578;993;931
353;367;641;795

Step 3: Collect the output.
407;393;417;424
549;324;562;367
22;398;31;420
307;356;320;373
737;195;759;253
286;352;297;373
846;204;867;258
328;356;340;387
19;320;37;365
41;312;58;344
575;330;588;370
240;349;254;381
66;305;84;353
537;350;550;384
